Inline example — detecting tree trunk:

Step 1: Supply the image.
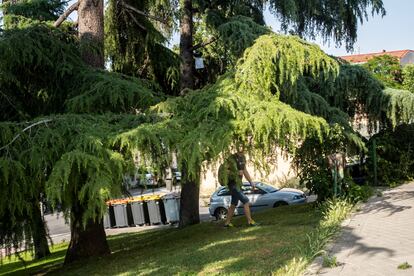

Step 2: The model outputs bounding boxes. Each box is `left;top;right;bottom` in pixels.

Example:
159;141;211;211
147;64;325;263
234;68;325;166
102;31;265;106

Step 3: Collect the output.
178;0;200;228
63;0;110;264
179;0;194;91
179;164;200;227
31;201;51;259
78;0;105;68
64;201;110;264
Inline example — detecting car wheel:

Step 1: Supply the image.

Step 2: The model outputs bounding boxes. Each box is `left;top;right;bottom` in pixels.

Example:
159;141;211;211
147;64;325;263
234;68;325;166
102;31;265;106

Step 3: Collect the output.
215;207;228;220
273;201;288;208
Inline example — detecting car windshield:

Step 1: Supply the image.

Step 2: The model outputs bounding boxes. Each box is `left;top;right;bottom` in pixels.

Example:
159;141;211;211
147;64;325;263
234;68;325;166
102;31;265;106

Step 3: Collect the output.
254;182;278;193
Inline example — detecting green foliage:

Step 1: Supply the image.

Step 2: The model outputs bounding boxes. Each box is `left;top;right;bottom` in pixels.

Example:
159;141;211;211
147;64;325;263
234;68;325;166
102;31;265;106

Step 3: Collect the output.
293;125;351;201
192;2;268;87
368;124;414;186
344;182;373;203
1;0;66;29
113;32;344;179
322;255;338;268
193;0;385;88
194;14;270;87
315;65;384;121
0;23;162;256
269;0;385;51
403;64;414;93
0;114;154;225
116;69;331;180
217;154;241;187
112;33;414;191
363;55;403;89
201;0;265;29
5;16;414;265
378;88;414;127
291;64;414;136
211;15;270;65
0;25;82;120
1;204;324;275
397;262;412;270
105;0;180;95
274;199;353;275
66;70;162;113
235;34;339;98
0;25;160;121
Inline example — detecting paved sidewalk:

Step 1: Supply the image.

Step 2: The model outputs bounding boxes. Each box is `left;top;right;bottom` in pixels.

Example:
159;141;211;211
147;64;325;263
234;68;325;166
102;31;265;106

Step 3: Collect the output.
309;182;414;276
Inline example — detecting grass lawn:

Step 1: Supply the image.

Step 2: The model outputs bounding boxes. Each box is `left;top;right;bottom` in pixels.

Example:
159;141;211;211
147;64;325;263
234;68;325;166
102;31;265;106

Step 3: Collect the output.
1;203;324;275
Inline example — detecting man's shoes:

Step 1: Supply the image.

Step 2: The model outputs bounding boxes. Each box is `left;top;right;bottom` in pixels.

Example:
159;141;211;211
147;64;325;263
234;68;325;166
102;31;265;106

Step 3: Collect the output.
224;223;234;228
248;220;260;227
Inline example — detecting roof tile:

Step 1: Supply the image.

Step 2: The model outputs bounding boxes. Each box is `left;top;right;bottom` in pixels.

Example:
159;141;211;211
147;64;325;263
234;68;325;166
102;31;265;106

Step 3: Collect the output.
340;50;413;64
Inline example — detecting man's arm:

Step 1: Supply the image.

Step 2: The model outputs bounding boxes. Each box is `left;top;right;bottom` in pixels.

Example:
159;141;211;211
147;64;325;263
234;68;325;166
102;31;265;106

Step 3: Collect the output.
243;168;255;188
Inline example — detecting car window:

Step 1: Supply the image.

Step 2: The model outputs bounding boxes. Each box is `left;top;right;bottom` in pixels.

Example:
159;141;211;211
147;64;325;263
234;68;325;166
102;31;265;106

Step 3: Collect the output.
241;185;253;194
255;183;278;193
217;188;230;196
241;185;266;195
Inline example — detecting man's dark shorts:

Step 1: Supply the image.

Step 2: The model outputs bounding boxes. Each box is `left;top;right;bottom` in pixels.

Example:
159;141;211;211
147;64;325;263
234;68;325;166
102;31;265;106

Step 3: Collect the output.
229;186;249;206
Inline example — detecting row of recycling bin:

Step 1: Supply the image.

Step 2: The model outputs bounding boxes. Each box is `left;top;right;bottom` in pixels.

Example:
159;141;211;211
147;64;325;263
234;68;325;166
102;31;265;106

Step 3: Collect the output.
104;194;180;228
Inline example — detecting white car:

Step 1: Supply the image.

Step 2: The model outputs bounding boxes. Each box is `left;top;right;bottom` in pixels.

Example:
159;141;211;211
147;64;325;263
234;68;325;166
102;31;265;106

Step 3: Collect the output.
209;182;307;220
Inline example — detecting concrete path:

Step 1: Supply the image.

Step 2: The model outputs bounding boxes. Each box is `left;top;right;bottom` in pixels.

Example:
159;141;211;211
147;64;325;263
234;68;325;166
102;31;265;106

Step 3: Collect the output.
308;182;414;276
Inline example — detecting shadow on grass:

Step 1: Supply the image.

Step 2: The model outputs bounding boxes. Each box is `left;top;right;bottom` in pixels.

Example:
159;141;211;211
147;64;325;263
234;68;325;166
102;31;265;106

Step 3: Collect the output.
0;244;67;276
1;204;323;275
47;203;321;275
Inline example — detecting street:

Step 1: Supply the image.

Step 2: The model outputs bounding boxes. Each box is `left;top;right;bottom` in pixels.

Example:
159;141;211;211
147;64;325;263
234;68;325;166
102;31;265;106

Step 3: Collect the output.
46;206;213;244
45;187;316;244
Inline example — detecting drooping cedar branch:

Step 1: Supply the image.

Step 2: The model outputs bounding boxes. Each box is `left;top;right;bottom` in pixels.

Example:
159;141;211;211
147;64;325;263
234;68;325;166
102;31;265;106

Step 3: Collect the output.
0;119;52;152
53;1;79;27
192;37;218;51
121;2;168;24
125;9;146;31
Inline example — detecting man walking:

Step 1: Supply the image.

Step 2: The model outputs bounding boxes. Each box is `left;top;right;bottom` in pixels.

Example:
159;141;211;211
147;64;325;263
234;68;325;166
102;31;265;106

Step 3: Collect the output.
219;148;259;227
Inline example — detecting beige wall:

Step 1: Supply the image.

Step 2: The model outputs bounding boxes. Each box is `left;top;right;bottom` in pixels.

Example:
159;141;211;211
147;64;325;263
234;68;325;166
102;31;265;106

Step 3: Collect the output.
199;153;296;196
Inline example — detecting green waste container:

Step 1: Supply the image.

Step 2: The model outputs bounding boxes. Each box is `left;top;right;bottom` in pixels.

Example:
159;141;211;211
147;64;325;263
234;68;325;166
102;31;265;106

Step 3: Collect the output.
162;193;180;224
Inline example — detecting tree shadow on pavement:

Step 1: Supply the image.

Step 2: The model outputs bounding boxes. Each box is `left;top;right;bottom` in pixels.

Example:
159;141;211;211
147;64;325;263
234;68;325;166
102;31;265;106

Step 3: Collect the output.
328;225;395;259
357;191;414;217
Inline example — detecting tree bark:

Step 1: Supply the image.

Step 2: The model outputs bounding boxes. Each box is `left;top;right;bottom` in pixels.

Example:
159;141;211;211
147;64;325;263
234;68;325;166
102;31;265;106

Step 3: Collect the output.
178;0;200;227
179;0;194;91
78;0;105;68
63;0;110;264
31;201;51;259
179;164;200;227
64;201;110;264
53;2;79;27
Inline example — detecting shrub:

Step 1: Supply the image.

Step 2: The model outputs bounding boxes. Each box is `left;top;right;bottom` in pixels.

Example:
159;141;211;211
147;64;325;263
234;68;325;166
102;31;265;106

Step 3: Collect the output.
273;199;353;275
343;182;373;203
294;125;350;201
403;65;414;93
368;123;414;186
